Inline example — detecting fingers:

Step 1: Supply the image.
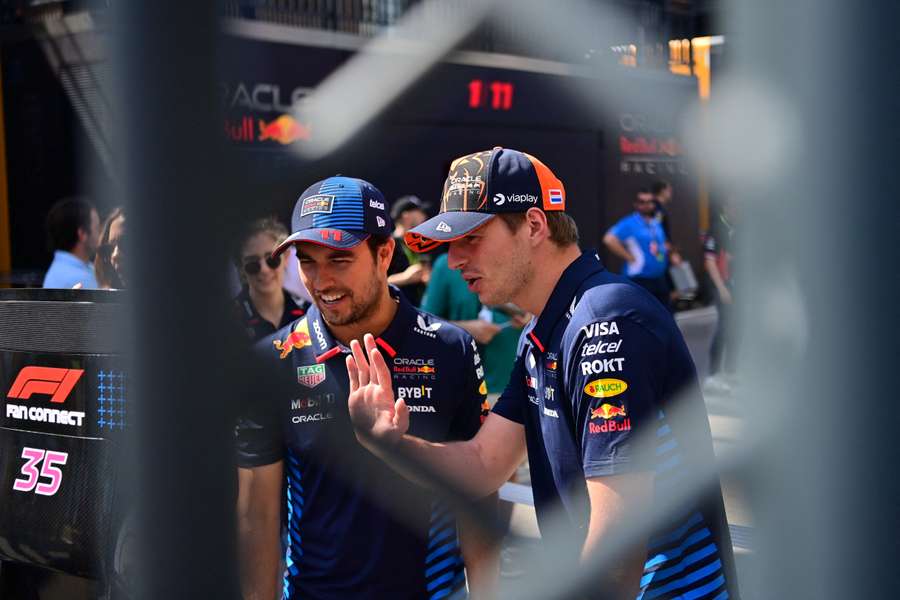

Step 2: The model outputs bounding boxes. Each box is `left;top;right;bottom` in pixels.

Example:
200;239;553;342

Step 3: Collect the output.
393;398;409;434
346;354;359;393
350;339;370;387
370;341;393;389
363;334;380;386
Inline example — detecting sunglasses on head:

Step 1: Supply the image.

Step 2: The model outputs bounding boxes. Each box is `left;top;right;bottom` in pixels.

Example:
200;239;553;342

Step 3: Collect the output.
242;254;282;275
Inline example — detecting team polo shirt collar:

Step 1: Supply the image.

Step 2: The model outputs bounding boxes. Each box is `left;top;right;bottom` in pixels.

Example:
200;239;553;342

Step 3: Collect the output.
527;251;606;353
306;285;415;363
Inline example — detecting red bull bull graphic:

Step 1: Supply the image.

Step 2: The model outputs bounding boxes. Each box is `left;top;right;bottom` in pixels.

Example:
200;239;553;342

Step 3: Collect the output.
589;402;631;434
583;378;628;399
590;403;627;420
274;319;313;359
258;114;310;145
417;366;436;374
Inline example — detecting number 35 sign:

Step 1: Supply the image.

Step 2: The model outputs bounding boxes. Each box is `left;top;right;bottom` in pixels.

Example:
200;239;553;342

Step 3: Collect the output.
12;447;68;496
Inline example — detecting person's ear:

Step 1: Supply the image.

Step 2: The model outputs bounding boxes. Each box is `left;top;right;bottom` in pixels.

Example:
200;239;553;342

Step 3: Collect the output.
524;208;550;247
380;238;396;268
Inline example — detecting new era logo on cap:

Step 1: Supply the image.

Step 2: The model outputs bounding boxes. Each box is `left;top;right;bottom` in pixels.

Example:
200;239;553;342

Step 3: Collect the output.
436;221;452;233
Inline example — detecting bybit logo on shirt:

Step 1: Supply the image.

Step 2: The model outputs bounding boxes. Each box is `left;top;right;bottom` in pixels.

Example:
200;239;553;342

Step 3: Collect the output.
397;385;433;400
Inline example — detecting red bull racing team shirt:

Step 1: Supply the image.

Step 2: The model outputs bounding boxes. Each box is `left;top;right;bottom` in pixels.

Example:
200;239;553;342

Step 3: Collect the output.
492;251;740;599
237;286;488;600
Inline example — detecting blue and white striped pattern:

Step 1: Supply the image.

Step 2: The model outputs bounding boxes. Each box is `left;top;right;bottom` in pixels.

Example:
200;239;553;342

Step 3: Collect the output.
312;177;365;230
283;451;304;600
637;411;727;600
424;501;467;599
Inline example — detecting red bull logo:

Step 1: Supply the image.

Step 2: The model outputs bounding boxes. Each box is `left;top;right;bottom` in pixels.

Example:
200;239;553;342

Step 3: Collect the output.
590;403;627;420
259;114;310;145
274;319;312;359
417;366;436;374
583;378;628;399
589;402;630;434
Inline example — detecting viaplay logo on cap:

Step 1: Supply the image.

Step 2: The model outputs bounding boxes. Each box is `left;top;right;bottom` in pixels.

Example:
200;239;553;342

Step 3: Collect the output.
493;192;538;206
300;195;334;217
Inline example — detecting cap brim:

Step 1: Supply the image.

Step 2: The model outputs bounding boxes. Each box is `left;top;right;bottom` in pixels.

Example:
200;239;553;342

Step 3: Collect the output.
404;212;495;253
273;229;370;256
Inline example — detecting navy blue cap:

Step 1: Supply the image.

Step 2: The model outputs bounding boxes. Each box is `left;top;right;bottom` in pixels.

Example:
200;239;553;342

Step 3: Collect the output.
405;147;565;253
273;176;393;254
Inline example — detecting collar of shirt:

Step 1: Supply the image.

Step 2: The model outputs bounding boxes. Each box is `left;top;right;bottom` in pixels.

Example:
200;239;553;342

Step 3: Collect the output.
305;285;416;364
54;250;94;271
527;250;606;354
236;287;306;328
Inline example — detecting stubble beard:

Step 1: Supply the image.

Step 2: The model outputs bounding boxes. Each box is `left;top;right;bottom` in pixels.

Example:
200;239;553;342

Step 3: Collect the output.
321;275;383;327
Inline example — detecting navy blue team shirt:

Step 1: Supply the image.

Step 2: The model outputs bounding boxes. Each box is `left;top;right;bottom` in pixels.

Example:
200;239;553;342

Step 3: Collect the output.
493;251;740;599
237;286;488;600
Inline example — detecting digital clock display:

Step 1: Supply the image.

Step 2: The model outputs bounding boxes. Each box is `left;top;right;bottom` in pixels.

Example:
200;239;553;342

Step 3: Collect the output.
467;79;514;110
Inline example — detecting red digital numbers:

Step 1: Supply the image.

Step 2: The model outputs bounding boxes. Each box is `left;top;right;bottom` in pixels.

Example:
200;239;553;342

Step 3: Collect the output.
13;447;68;496
468;79;514;111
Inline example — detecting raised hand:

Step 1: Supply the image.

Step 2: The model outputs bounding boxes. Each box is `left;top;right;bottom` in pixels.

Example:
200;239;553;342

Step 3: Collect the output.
346;333;409;447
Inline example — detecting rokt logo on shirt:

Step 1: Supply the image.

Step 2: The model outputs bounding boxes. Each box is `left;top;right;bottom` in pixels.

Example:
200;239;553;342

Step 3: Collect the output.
584;378;628;398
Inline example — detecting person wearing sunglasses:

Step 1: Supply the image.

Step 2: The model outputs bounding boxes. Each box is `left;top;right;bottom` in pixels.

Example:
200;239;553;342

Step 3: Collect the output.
603;188;672;309
234;217;309;341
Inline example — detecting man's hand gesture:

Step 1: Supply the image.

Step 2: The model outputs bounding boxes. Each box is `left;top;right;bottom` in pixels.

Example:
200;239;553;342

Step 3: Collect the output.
346;333;409;447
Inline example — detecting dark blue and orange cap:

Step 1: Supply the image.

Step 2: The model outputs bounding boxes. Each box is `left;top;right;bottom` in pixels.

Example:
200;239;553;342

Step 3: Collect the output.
273;176;393;255
405;147;566;253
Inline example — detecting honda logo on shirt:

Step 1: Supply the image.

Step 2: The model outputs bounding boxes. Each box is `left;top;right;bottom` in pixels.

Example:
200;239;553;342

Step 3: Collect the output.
7;367;84;404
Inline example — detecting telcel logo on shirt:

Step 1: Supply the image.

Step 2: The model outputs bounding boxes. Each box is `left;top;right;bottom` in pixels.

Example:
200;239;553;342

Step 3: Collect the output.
583;378;628;398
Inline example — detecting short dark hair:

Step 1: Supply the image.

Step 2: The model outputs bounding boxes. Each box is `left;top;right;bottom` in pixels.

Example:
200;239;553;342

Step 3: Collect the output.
650;180;670;196
366;233;392;259
497;212;579;247
46;197;95;252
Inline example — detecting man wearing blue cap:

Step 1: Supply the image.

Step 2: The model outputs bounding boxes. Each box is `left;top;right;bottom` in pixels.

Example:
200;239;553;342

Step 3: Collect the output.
236;176;496;599
347;149;740;599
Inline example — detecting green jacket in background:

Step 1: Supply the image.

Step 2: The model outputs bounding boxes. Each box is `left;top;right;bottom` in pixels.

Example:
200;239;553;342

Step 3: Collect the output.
421;253;521;394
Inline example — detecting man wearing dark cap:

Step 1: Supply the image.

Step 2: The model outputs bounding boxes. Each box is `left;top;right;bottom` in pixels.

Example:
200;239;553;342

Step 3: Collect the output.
235;176;496;599
387;195;430;305
347;149;740;599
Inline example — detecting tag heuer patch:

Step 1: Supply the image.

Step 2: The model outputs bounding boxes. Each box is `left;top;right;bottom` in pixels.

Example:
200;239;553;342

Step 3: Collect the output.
298;364;327;388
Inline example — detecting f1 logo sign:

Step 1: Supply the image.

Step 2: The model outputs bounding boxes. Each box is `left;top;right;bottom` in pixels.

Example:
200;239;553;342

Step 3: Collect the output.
7;367;84;404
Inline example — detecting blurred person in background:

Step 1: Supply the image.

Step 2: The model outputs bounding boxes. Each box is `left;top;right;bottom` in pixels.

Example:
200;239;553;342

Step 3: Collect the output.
702;197;739;393
42;197;101;289
233;217;309;341
603;188;671;309
95;207;126;289
421;250;529;396
387;195;431;305
651;180;684;304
